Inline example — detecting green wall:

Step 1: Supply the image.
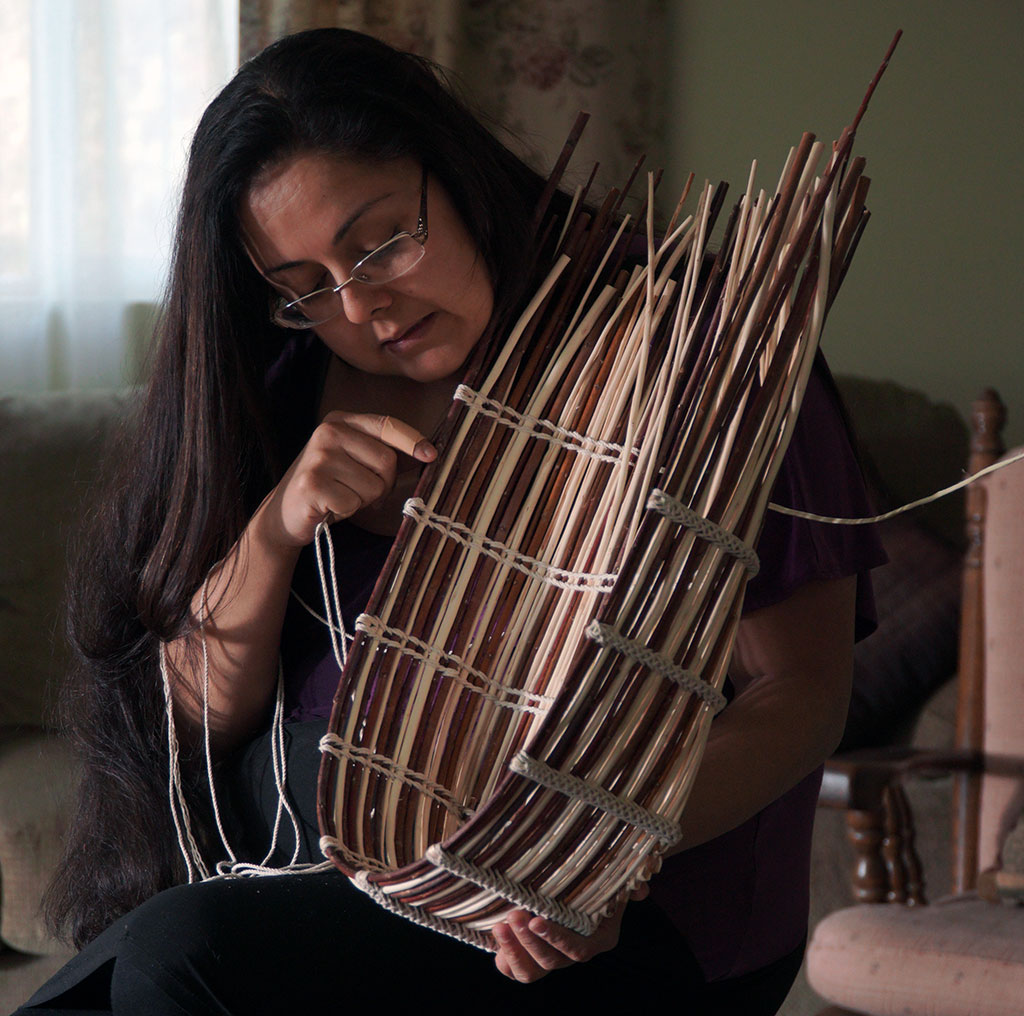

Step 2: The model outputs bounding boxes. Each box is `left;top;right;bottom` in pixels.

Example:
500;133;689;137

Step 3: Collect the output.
664;1;1023;447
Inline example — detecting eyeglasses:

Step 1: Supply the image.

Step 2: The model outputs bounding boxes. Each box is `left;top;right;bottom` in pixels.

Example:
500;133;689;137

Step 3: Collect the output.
271;165;429;329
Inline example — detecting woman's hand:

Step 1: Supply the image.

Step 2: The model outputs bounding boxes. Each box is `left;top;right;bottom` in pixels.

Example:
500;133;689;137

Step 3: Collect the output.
255;411;436;549
165;412;433;749
492;884;649;983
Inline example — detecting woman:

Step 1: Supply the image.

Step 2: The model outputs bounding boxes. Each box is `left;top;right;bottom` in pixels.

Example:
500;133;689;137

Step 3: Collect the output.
21;28;884;1016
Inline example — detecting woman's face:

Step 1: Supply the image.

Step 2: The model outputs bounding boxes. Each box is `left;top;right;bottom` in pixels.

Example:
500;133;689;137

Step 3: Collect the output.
240;153;494;383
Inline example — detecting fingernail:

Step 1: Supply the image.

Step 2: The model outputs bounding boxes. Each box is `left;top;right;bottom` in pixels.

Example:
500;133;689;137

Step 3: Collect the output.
414;440;436;462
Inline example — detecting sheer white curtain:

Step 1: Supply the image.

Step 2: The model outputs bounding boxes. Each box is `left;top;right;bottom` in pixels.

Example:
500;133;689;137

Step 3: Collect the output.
0;0;238;393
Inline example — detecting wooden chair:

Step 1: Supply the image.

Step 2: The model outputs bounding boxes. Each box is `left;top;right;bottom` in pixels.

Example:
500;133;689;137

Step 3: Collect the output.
806;389;1024;1016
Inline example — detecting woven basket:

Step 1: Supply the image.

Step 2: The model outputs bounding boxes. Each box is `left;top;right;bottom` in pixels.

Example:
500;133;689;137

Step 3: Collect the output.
316;118;870;949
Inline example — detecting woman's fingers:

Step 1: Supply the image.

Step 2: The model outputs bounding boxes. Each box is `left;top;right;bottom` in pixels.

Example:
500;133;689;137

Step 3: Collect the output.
296;437;388;512
322;461;389;516
307;413;428;511
325;411;436;462
524;916;593;961
260;411;435;547
492;892;640;983
492;910;601;983
492;914;574;983
378;414;436;462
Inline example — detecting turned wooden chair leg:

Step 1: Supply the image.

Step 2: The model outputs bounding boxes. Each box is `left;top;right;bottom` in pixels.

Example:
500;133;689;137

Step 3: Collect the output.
881;783;908;902
888;781;926;904
846;808;888;903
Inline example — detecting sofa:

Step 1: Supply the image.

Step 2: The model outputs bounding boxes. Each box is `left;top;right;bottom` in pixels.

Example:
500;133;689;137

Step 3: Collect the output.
0;379;969;1013
0;390;132;1009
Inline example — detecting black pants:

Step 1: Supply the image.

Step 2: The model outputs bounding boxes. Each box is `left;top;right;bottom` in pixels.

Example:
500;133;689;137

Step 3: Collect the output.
16;722;804;1015
17;874;804;1016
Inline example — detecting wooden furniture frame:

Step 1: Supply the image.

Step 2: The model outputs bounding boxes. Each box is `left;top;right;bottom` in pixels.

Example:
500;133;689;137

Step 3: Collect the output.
817;388;1007;906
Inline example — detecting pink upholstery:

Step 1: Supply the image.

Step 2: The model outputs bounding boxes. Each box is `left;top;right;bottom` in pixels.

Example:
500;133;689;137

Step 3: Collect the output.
978;448;1024;870
807;447;1024;1015
808;897;1024;1016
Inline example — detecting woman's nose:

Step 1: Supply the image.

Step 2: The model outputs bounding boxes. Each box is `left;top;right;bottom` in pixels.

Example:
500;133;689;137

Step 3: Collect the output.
339;281;392;323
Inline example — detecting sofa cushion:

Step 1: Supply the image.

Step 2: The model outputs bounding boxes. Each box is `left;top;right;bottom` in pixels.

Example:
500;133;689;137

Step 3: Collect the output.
807;895;1024;1016
0;951;77;1016
0;729;79;954
0;390;131;728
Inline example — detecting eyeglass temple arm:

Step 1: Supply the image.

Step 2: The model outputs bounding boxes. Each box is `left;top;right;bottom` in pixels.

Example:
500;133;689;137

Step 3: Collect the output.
417;164;429;237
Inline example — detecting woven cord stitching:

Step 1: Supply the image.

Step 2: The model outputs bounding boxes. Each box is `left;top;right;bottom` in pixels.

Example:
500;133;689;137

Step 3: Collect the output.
647;489;760;576
585;620;727;713
403;498;618;592
356;614;553;715
353;871;495;952
425;844;595;936
454;384;638;464
509;752;681;847
319;835;390;874
319;734;471;821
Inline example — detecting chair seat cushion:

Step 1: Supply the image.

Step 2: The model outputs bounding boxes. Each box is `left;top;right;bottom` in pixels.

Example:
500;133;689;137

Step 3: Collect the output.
807;896;1024;1016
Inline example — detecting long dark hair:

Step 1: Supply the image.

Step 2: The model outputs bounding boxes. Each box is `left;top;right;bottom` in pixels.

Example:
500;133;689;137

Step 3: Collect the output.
46;28;549;949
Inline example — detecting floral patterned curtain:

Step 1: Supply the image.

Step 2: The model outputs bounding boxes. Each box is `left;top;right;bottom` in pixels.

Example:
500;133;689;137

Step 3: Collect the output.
239;0;667;196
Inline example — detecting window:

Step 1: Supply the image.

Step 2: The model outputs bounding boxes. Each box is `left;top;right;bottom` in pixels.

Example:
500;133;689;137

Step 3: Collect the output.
0;0;238;391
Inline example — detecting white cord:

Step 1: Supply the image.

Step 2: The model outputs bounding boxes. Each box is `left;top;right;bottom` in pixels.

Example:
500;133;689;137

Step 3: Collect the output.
454;384;639;464
313;519;350;669
290;587;353;641
198;577;238;867
159;642;210;883
161;522;356;884
769;448;1024;526
403;498;619;592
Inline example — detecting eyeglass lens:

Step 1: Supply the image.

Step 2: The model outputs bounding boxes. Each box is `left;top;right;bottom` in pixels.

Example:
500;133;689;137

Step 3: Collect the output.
278;236;424;326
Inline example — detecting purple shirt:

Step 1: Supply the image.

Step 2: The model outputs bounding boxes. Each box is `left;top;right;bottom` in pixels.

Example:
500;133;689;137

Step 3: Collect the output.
267;333;885;980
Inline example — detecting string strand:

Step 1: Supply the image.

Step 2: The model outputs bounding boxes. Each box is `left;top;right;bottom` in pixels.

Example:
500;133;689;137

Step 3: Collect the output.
403;498;619;592
160;541;346;884
290;587;353;641
769;448;1024;525
198;577;238;867
158;643;210;882
454;384;639;464
313;520;350;669
356;613;554;715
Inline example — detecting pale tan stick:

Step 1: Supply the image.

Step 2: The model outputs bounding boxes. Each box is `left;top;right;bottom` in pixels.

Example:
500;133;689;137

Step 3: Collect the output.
329;115;872;925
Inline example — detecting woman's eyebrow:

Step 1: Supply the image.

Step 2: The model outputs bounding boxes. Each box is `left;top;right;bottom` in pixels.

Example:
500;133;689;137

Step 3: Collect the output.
261;190;397;277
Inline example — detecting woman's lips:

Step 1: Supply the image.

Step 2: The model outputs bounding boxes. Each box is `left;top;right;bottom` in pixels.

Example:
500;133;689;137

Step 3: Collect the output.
381;313;435;353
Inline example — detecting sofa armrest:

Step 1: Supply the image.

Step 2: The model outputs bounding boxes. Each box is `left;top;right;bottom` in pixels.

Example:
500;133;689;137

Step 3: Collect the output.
0;729;79;955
